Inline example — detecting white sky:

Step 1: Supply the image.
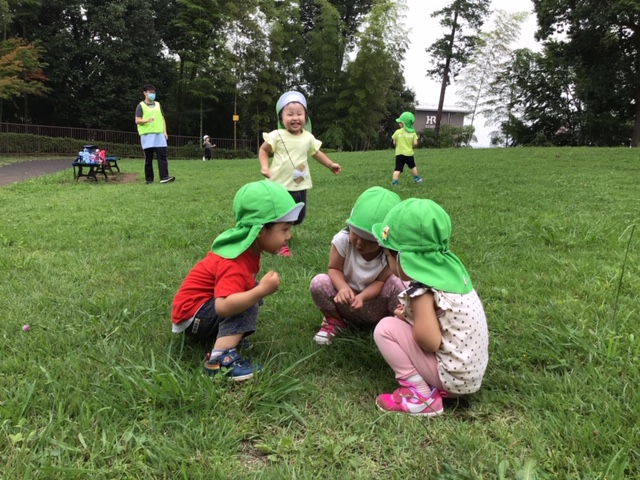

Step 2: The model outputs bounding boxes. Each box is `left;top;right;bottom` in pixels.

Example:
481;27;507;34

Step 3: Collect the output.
402;0;541;146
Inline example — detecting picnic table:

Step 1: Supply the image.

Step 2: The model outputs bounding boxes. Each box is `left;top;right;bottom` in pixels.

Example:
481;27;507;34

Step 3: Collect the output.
72;154;120;181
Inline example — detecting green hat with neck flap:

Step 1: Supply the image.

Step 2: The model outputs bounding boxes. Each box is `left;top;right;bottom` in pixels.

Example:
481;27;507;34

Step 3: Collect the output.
395;111;416;133
346;187;401;241
371;198;473;294
211;181;304;259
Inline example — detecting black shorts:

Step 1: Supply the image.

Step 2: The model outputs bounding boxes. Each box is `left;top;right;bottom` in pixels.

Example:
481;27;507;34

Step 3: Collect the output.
394;155;416;172
289;189;307;225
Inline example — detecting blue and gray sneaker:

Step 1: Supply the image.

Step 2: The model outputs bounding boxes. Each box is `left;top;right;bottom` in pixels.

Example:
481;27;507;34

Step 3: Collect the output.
203;348;260;381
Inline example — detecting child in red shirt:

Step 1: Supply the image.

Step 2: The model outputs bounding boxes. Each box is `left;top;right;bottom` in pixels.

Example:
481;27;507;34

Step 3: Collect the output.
171;181;303;381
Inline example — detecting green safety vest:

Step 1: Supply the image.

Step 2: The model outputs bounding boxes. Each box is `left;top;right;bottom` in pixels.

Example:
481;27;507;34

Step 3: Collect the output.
137;101;165;136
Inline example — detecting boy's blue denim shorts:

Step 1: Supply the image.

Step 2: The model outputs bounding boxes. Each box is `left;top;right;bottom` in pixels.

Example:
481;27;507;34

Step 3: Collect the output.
185;298;258;340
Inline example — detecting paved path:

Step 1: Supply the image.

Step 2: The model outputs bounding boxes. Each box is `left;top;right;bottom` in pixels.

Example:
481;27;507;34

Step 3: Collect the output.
0;159;72;187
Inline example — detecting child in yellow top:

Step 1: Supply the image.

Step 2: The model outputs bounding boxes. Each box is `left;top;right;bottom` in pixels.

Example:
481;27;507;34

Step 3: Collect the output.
391;111;422;186
258;91;341;256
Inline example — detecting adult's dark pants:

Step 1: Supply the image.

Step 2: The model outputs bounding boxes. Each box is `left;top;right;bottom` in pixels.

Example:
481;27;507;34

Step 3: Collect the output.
144;147;169;182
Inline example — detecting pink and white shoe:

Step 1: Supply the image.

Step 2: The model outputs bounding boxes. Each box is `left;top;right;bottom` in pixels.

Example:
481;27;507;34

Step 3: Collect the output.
314;317;347;345
376;380;444;416
278;245;292;257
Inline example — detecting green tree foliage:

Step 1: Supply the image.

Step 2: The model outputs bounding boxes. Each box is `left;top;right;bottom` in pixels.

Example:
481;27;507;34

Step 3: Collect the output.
455;10;528;146
10;0;175;129
498;45;585;147
331;0;410;150
0;37;48;100
166;0;231;136
426;0;490;135
0;0;413;152
533;0;640;146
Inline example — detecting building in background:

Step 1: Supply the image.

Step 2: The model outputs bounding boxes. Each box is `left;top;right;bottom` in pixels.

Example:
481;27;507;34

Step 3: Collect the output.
414;106;471;131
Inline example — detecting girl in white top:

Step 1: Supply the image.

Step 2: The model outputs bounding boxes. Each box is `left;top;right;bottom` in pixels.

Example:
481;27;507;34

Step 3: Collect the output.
258;91;341;256
309;187;406;345
371;198;489;416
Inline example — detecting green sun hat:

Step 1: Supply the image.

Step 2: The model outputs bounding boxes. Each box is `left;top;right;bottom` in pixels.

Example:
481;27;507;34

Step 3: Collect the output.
346;187;401;241
211;181;304;259
371;198;473;294
395;111;416;133
276;91;312;132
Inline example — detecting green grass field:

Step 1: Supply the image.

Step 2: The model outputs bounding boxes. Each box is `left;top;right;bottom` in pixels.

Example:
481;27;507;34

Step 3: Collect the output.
1;147;638;479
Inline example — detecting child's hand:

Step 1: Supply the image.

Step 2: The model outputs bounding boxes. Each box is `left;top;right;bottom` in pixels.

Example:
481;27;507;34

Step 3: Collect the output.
334;287;355;305
394;304;406;321
350;295;364;311
329;163;341;175
258;270;280;296
261;166;271;178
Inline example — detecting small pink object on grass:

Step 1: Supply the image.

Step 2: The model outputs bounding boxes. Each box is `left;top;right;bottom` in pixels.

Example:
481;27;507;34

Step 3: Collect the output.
22;324;30;332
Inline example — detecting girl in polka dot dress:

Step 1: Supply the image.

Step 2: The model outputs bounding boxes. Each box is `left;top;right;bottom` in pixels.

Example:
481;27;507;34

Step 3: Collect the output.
371;198;489;416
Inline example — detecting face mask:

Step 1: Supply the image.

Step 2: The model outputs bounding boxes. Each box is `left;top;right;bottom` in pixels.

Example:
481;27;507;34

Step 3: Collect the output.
148;93;156;101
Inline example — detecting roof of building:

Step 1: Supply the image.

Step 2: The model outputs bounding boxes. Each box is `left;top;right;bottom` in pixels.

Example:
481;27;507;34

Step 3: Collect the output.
416;105;473;114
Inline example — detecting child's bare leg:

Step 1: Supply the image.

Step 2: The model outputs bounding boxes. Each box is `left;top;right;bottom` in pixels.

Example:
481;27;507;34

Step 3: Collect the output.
392;171;401;181
410;167;419;177
213;333;244;350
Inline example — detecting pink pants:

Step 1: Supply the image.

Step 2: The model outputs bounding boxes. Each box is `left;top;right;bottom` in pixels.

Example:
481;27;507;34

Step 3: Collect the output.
309;273;406;326
374;316;448;392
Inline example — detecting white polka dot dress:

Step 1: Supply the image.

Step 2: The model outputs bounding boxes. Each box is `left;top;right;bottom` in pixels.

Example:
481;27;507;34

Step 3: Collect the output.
398;285;489;395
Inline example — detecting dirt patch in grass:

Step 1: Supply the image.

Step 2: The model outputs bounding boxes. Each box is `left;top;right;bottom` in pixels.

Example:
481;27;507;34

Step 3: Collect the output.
77;172;139;184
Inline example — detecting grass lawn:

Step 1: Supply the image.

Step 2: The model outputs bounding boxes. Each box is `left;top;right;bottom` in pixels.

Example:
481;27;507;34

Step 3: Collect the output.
1;147;638;479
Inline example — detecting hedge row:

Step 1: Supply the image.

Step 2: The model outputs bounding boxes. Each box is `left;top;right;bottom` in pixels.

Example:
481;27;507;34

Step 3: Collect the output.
0;133;255;160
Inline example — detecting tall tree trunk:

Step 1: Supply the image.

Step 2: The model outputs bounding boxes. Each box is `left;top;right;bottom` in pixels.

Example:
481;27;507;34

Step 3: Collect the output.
632;88;640;147
435;7;459;136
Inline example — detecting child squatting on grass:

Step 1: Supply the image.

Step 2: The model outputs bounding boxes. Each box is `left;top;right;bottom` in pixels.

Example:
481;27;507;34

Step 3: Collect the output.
309;186;407;345
371;199;489;416
171;181;304;381
258;90;341;257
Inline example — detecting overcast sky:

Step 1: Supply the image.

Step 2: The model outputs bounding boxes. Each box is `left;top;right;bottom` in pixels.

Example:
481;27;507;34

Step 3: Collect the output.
402;0;541;146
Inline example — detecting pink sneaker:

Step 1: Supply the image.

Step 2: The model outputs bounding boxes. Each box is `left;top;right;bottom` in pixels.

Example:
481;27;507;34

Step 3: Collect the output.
376;380;444;416
314;317;347;345
278;245;292;257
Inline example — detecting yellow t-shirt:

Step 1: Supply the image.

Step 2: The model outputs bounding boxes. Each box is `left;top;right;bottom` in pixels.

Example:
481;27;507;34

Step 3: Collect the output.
262;129;322;191
392;128;418;156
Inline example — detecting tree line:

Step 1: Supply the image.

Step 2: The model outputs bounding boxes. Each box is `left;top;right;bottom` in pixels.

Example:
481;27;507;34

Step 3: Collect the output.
1;0;639;149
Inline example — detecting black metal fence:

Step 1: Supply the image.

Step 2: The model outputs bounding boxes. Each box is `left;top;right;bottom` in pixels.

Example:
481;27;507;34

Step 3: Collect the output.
0;122;252;156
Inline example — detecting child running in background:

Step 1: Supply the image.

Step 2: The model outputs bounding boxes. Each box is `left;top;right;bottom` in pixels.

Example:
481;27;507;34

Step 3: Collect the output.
391;112;422;186
371;198;488;416
202;135;215;161
171;181;304;381
258;90;341;256
310;186;406;345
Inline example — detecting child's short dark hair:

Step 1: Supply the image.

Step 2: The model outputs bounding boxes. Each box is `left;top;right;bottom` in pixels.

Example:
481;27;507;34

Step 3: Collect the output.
143;84;156;92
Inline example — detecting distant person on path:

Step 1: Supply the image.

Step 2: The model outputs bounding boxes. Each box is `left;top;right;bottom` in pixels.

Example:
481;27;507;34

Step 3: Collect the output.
202;135;215;161
391;111;422;186
171;181;304;381
309;186;406;345
258;90;341;256
371;198;488;416
135;84;175;184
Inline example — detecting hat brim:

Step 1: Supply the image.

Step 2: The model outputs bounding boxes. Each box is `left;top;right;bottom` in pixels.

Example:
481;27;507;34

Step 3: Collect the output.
275;203;304;223
347;224;376;242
